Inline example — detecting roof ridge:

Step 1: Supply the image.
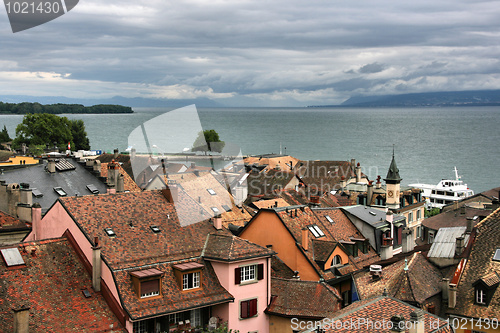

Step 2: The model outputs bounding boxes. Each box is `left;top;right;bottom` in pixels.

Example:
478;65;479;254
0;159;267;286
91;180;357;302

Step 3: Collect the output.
475;206;500;229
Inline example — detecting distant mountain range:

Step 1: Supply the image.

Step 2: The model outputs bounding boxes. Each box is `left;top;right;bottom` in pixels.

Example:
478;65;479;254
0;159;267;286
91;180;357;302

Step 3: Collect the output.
313;89;500;107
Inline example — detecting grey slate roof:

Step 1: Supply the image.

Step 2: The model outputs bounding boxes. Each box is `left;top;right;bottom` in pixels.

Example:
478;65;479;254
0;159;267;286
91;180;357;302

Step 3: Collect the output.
342;205;405;228
428;226;469;259
0;158;108;213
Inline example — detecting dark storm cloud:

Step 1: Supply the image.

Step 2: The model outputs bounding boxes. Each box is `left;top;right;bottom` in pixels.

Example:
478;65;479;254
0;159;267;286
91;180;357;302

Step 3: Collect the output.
1;0;499;105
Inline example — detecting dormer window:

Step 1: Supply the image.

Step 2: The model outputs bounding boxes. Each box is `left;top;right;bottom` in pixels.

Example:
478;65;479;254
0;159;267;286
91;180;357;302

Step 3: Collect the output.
332;255;342;267
476;288;486;305
173;262;204;292
308;224;325;238
130;268;164;299
472;272;500;306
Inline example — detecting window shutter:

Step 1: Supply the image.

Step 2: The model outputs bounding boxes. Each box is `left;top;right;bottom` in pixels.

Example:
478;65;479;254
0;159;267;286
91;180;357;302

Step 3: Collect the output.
240;300;248;318
257;263;264;280
235;267;241;285
141;279;159;295
249;298;258;317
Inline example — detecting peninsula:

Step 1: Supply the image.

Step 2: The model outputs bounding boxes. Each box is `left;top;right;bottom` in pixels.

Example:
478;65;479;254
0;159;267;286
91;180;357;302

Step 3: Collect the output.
0;101;133;114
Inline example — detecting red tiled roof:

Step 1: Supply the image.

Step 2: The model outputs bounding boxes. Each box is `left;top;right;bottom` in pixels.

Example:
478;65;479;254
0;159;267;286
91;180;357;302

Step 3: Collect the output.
354;252;442;305
202;233;274;261
321;296;452;333
0;210;29;231
448;207;500;318
0;237;125;332
266;277;341;318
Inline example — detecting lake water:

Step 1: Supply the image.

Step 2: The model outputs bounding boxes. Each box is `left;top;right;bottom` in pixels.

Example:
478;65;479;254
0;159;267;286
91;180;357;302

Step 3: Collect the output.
1;106;499;193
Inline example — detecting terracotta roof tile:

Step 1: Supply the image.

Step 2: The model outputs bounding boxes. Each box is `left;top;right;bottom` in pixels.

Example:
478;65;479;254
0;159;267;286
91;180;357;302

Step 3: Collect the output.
266;277;341;318
0;237;125;332
449;207;500;318
319;296;452;333
0;210;29;231
202;233;274;261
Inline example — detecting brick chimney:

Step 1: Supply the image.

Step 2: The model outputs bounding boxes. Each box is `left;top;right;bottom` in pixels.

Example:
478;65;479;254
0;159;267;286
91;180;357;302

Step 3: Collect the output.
12;306;30;333
107;160;119;187
213;215;222;230
31;203;42;240
356;162;362;183
301;227;309;251
92;237;102;292
409;309;425;333
47;159;56;173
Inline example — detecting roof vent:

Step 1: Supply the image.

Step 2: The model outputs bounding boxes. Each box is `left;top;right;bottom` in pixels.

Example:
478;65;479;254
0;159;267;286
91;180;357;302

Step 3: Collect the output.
370;264;382;280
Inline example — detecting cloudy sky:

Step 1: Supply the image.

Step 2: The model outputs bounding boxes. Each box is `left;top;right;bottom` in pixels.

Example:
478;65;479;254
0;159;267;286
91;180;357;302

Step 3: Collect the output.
1;0;500;106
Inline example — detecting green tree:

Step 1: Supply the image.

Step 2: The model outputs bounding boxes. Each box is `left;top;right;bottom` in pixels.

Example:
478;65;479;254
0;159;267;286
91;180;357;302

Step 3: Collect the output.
70;119;91;150
0;125;11;142
192;129;225;154
13;113;91;151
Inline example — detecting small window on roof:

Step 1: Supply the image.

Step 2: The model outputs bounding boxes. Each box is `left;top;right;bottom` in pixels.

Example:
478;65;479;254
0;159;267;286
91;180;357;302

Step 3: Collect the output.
1;248;25;267
32;188;43;198
150;225;161;233
105;228;116;237
207;189;216;195
211;207;220;214
493;249;500;262
86;184;99;194
325;215;334;223
308;224;325;238
53;187;67;196
369;211;377;216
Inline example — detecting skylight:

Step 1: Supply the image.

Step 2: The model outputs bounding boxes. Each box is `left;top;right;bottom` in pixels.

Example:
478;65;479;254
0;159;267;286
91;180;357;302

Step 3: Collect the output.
150;225;161;233
369;211;377;216
211;207;220;214
1;248;25;267
325;215;334;223
207;189;216;195
308;225;325;238
493;249;500;262
53;187;67;196
86;184;99;194
104;228;116;237
31;188;43;198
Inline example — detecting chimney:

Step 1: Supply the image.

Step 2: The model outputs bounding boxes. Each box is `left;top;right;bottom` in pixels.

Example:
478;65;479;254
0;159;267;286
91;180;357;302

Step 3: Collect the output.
93;160;102;175
466;217;474;233
116;174;124;192
390;315;405;332
107;160;119;187
92;237;102;292
162;181;178;203
113;148;118;160
380;243;393;260
441;278;449;301
193;170;200;177
455;236;465;256
213;215;222;230
356;162;361;183
161;159;167;175
191;162;196;169
31;203;42;240
370;265;382;281
302;227;309;251
351;159;356;170
367;181;374;205
386;210;394;223
409;309;425;333
402;227;414;253
19;185;32;206
448;283;457;308
289;160;293;171
12;306;30;333
106;186;116;194
376;175;382;189
47;159;56;173
7;183;20;217
341;176;347;189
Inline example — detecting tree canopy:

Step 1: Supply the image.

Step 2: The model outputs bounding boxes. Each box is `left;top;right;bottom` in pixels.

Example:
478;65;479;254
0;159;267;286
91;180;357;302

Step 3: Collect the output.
0;125;11;143
192;129;225;154
13;113;91;151
0;101;133;114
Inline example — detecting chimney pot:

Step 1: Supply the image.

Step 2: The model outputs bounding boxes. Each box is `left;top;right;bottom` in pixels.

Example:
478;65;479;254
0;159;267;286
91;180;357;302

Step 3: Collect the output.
301;227;309;251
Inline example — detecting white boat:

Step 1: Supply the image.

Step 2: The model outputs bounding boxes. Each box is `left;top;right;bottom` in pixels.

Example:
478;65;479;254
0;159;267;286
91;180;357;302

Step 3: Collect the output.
409;167;474;210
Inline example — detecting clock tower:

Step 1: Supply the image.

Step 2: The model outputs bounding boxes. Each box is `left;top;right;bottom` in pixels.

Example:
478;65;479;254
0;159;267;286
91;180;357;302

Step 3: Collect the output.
384;149;402;210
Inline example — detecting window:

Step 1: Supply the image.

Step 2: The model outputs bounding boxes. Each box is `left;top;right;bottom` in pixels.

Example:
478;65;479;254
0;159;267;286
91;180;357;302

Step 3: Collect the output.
140;279;160;298
325;215;334;223
133;320;148;333
183;272;200;290
428;231;435;244
408;212;413;223
493;248;500;262
168;313;182;324
240;298;258;319
416;226;422;239
308;225;325;238
235;264;264;285
417;209;421;220
476;288;486;305
332;255;342;267
241;265;256;283
190;309;201;327
150;225;161;233
207;188;216;195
